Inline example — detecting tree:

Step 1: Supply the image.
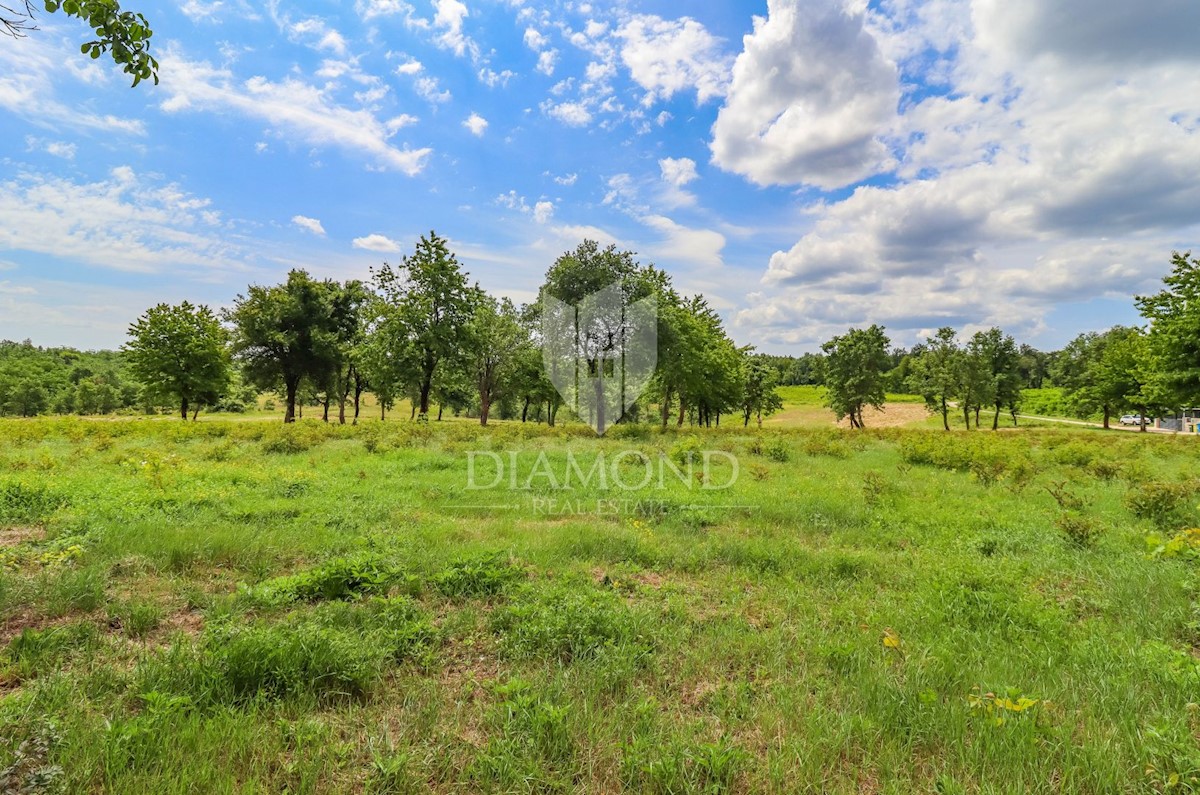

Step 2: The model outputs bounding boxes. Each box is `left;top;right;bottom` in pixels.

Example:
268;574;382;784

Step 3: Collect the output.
3;1;158;86
1053;326;1148;429
821;325;891;428
1136;251;1200;407
226;270;345;423
969;327;1022;430
740;355;784;427
466;294;524;426
909;327;961;431
372;232;478;418
125;302;231;421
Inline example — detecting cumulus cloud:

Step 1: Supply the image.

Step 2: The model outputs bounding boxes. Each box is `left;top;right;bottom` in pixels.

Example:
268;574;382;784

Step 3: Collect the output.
710;0;899;190
733;0;1200;347
159;48;432;175
291;215;326;236
616;15;734;104
533;201;554;224
463;112;488;136
353;234;402;252
659;157;698;187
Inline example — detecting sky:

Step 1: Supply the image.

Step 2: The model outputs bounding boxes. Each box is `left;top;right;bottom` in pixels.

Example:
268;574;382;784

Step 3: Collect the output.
1;0;1199;353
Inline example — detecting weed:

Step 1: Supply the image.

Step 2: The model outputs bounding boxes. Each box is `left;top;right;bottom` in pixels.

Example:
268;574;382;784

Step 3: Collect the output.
493;581;654;663
431;553;522;599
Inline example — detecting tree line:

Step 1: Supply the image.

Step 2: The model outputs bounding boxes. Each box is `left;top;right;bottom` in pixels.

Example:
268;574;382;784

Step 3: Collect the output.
819;251;1200;430
114;234;787;428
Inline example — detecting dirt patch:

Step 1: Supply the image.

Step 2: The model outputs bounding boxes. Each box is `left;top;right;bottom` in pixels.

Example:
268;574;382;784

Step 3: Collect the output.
835;402;929;429
0;526;43;547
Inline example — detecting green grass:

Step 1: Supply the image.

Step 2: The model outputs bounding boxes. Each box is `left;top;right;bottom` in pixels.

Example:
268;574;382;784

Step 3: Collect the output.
2;416;1200;792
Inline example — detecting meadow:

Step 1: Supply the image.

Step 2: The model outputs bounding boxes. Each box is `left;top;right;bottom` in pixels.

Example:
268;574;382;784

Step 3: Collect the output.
3;415;1200;793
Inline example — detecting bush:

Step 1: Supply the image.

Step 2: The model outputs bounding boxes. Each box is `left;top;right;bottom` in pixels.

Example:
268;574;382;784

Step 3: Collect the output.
432;554;522;599
247;552;408;605
1056;512;1102;548
1125;481;1200;531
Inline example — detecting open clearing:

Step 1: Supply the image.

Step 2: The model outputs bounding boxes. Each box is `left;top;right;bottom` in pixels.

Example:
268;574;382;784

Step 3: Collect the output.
3;417;1200;793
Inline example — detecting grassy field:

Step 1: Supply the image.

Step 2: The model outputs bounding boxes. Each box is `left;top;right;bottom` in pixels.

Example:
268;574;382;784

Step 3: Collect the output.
3;418;1200;793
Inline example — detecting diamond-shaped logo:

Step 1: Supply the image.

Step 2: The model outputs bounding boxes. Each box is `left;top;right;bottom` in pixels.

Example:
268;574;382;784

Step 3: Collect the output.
542;284;657;435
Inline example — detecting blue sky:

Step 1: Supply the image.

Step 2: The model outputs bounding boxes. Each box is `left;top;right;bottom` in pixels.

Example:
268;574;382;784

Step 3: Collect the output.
2;0;1198;353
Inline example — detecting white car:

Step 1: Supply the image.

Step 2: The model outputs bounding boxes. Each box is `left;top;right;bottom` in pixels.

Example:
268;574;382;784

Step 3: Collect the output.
1119;414;1149;426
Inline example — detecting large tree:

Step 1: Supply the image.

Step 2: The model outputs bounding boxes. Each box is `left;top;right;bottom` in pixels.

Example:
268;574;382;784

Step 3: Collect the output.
970;327;1023;430
4;1;158;86
1136;251;1200;407
372;232;478;418
124;302;231;421
225;270;344;423
821;325;891;428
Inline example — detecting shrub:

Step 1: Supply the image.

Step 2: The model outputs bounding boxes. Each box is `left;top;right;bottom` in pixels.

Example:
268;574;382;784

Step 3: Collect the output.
431;554;522;599
1125;480;1200;530
1056;512;1102;548
247;552;407;605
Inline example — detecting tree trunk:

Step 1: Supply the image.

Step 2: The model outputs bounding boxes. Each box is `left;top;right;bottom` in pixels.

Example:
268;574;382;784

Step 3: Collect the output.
1102;405;1111;430
522;397;530;423
381;403;387;421
192;404;200;422
180;397;189;421
284;379;299;423
437;404;444;421
1140;404;1148;433
974;406;981;428
963;405;971;430
677;399;686;427
480;391;490;426
661;388;672;429
322;397;330;423
353;385;363;425
418;353;434;416
992;404;1000;431
941;396;950;431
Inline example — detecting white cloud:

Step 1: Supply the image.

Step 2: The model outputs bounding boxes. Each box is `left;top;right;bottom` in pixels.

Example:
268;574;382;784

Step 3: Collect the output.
0;167;243;275
479;67;516;87
353;234;402;252
159;48;432;175
180;0;226;22
553;173;578;186
541;100;591;126
0;34;147;135
659;157;698;187
733;0;1200;347
710;0;899;190
616;15;733;105
430;0;479;59
292;215;326;236
356;0;412;20
536;49;559;76
413;76;452;103
533;201;554;224
640;215;726;269
395;59;424;76
524;27;548;50
463;112;489;136
0;281;37;296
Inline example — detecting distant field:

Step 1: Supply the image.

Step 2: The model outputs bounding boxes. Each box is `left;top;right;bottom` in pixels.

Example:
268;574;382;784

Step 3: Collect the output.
767;385;928;429
3;418;1200;792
